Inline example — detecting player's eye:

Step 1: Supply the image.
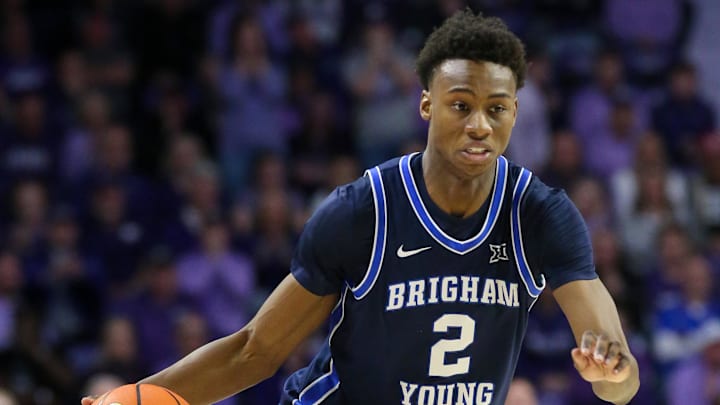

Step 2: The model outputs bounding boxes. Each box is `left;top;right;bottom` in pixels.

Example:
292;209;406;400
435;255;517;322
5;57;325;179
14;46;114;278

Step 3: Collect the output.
451;101;469;112
489;105;508;114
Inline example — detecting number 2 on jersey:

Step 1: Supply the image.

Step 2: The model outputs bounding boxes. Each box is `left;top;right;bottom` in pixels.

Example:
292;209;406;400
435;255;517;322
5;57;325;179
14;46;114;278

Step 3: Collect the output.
428;314;476;377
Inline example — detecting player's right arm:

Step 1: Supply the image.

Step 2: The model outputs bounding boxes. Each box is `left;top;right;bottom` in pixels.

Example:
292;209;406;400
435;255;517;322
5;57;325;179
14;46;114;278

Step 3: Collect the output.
82;178;372;405
139;274;338;405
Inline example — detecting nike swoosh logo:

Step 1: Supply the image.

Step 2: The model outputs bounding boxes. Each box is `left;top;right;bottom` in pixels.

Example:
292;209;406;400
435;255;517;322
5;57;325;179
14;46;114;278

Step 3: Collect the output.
396;244;432;258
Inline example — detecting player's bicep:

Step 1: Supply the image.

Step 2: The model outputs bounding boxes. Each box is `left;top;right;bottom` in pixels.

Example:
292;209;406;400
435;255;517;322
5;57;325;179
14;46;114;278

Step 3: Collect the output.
245;274;338;366
534;189;597;288
552;278;628;347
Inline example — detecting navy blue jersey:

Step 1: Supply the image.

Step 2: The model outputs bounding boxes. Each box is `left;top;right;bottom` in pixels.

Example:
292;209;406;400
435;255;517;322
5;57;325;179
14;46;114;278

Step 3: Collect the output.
284;153;597;405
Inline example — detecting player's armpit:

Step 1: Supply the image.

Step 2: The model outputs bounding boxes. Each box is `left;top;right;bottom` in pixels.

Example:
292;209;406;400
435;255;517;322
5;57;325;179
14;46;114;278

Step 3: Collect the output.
552;279;640;405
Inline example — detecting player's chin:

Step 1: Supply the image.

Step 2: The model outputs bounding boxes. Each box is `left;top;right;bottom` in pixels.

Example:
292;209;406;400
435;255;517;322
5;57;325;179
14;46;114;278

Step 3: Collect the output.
453;155;496;178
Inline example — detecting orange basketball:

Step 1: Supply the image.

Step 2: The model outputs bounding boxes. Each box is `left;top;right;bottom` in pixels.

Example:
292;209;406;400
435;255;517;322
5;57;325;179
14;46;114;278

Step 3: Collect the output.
97;383;190;405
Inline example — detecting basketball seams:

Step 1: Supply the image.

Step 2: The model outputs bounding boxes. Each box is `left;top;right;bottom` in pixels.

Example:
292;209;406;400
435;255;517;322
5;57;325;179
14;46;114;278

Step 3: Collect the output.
135;384;142;405
99;383;186;405
161;387;183;405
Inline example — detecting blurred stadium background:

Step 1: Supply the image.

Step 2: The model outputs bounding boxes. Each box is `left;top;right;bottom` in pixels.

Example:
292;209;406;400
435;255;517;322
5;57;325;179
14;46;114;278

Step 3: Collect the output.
0;0;719;404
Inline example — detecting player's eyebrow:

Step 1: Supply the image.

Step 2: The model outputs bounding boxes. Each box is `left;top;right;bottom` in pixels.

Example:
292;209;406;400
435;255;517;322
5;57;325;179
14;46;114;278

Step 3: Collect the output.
446;86;513;100
446;85;475;95
487;92;514;99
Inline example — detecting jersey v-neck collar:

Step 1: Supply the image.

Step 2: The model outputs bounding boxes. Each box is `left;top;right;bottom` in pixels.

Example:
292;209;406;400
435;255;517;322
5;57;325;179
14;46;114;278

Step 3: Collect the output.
398;152;509;255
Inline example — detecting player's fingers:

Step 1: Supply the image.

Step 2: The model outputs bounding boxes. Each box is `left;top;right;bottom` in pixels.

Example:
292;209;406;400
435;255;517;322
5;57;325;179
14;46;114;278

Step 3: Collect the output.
80;396;97;405
603;341;623;368
580;330;597;356
571;347;590;371
613;352;632;375
593;333;610;363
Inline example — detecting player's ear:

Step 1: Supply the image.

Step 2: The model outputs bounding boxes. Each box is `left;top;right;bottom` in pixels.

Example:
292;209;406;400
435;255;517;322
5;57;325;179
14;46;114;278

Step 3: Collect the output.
419;90;431;121
511;97;518;127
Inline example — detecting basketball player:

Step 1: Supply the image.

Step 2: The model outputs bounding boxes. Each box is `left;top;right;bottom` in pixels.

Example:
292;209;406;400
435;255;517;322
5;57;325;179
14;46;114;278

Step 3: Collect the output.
83;9;639;405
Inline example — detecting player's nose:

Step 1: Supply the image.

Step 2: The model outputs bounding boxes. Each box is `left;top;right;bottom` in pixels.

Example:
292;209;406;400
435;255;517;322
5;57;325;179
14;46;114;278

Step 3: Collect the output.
465;111;492;139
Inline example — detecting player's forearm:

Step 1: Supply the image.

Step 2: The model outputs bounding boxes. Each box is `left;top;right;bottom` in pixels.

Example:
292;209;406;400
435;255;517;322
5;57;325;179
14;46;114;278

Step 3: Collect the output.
591;357;640;405
140;328;281;405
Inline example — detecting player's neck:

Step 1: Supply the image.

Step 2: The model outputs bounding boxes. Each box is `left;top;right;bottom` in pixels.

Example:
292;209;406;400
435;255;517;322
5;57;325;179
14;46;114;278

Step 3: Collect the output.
421;153;496;218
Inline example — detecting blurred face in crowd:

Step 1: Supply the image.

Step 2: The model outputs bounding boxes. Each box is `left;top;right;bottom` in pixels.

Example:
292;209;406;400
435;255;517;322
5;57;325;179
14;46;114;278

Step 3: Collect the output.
364;22;394;62
58;50;88;96
99;126;132;172
255;154;286;191
610;102;636;138
595;52;623;90
3;14;31;58
327;156;360;189
79;91;110;131
234;18;266;58
82;14;112;50
699;133;720;184
149;264;178;301
93;185;126;226
14;94;45;136
704;340;720;370
175;312;208;356
636;169;668;211
660;227;690;257
102;317;137;362
592;228;620;268
634;132;666;169
201;222;229;255
13;181;47;225
188;163;219;211
670;67;698;100
0;252;22;295
48;218;79;248
549;130;582;172
257;189;291;234
682;255;713;302
504;378;538;405
569;178;607;220
166;136;203;192
421;59;517;180
307;92;336;132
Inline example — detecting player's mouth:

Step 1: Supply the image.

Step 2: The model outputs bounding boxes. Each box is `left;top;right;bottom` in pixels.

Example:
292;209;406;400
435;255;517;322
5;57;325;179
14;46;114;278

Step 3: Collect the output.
459;147;493;163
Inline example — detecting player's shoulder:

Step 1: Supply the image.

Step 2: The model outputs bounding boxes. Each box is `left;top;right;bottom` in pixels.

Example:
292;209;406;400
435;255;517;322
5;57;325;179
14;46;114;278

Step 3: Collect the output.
506;159;572;217
308;156;404;232
331;155;402;193
368;155;404;178
313;175;372;223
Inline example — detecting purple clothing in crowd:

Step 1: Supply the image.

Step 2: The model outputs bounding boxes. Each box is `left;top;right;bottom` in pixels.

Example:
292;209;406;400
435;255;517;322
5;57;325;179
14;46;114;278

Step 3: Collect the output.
667;355;720;405
177;252;256;337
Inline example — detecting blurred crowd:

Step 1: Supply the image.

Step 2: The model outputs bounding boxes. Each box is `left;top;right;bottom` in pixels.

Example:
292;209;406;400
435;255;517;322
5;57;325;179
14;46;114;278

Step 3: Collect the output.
0;0;718;404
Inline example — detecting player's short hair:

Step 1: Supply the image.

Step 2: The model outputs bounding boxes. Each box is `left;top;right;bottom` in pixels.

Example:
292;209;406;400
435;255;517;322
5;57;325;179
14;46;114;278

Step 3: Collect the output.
416;8;527;91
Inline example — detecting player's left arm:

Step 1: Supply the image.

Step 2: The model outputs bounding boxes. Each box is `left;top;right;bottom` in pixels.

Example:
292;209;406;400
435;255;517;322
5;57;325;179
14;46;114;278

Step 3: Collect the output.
526;184;639;404
553;278;640;405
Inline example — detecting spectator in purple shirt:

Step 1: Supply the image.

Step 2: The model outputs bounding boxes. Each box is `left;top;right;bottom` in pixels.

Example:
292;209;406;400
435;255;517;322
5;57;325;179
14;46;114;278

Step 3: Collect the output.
583;98;645;179
216;12;289;193
667;322;720;405
651;61;716;167
111;246;199;376
176;218;256;338
604;0;687;86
